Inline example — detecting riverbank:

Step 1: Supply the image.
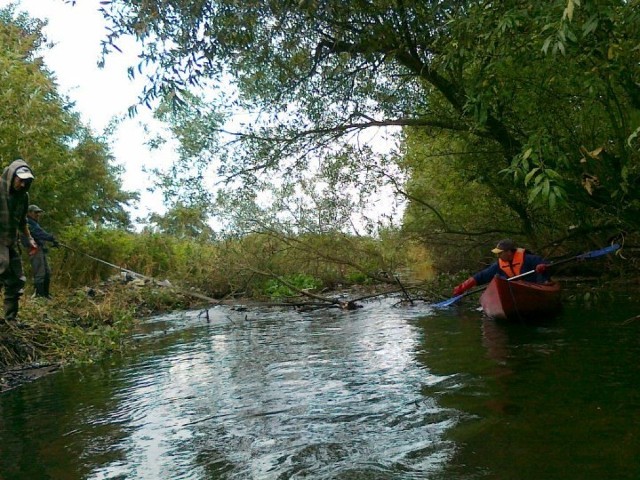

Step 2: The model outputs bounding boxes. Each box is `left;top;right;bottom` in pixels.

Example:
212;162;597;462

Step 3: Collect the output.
0;274;408;393
0;275;211;393
2;270;633;394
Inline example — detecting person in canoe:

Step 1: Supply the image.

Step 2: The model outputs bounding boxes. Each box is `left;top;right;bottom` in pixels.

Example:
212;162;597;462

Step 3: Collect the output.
453;239;550;296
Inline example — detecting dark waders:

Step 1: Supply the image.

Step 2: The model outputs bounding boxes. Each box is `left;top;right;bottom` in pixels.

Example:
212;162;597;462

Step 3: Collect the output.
0;245;26;322
30;248;51;298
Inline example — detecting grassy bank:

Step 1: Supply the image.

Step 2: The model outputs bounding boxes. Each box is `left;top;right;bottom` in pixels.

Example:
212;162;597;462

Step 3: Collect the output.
1;227;436;379
1;277;201;369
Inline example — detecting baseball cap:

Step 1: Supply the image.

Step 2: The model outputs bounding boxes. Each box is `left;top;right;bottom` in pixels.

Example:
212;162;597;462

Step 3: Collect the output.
15;166;34;180
491;239;516;254
28;205;44;213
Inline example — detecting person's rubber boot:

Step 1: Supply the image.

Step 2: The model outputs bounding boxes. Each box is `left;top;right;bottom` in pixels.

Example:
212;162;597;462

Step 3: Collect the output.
4;298;18;321
3;298;25;328
43;277;52;299
34;281;47;298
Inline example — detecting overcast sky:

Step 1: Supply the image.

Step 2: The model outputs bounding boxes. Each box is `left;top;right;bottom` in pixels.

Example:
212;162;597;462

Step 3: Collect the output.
3;0;173;221
4;0;402;231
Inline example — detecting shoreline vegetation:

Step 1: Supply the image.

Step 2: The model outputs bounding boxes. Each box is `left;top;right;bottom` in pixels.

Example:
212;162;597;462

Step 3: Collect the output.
0;0;640;398
0;274;426;394
0;228;628;393
0;228;438;392
1;3;636;395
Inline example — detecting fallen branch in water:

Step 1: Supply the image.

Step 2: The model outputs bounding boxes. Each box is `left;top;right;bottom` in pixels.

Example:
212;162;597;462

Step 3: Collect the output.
394;275;415;305
620;314;640;325
243;266;364;310
221;286;425;312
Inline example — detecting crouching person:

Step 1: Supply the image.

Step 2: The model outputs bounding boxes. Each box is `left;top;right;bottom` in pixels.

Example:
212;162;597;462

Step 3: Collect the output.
0;160;38;324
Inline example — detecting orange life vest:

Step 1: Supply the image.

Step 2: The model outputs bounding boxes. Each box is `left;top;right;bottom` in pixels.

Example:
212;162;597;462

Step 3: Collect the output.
498;248;525;278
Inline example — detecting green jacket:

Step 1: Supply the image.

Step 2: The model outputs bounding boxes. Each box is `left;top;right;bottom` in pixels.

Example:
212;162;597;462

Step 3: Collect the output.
0;159;33;247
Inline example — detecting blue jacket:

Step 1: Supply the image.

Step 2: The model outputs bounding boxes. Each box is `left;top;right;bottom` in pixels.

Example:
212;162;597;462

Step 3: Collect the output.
24;217;56;252
473;250;549;285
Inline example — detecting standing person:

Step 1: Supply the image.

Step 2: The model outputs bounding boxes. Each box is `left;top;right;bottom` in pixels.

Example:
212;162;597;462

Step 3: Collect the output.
23;205;58;298
0;159;38;325
452;239;550;295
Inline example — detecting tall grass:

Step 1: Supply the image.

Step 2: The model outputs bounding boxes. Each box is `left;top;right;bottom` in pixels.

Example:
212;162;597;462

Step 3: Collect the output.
43;227;435;300
2;228;436;370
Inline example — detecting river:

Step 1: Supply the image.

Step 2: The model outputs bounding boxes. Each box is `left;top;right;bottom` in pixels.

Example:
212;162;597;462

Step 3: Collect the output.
1;294;639;479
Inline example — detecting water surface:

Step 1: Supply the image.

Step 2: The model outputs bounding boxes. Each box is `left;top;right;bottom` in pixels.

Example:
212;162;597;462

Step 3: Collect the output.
1;295;639;479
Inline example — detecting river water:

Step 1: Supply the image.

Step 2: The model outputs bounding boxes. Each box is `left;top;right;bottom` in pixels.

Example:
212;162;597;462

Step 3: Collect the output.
1;294;639;479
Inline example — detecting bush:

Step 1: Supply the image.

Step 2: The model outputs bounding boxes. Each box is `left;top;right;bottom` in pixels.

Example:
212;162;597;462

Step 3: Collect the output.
265;274;323;299
44;226;430;301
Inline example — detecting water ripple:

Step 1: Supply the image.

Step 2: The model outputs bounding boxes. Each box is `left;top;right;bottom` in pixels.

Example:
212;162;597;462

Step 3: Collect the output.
83;298;455;479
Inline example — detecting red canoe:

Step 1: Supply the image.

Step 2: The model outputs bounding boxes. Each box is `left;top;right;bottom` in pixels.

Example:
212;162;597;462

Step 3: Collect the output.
479;276;562;321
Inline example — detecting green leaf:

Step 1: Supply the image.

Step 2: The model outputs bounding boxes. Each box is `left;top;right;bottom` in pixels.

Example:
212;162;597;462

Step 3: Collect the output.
583;16;599;36
524;167;539;186
528;184;543;204
557;41;566;55
563;0;575;21
545;169;562;180
628;126;640;147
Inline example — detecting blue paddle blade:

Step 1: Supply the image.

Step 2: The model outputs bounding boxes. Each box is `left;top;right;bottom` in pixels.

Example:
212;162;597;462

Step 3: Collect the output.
432;294;464;309
576;243;620;260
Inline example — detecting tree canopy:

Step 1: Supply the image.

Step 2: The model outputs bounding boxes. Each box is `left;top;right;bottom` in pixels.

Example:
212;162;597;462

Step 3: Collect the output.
0;5;138;230
91;0;638;250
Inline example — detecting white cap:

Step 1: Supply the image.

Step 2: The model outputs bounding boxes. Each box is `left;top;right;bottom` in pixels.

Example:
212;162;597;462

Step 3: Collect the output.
15;166;34;180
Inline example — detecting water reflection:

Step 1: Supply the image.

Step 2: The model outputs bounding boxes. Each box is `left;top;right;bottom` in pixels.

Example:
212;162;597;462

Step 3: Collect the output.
0;300;458;479
2;297;640;479
428;300;640;480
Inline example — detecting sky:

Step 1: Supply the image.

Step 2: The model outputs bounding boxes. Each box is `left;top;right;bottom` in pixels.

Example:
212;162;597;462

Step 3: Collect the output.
3;0;403;233
3;0;174;221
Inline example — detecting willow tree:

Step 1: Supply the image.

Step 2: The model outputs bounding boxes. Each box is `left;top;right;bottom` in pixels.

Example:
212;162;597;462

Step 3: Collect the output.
0;5;137;230
92;0;639;244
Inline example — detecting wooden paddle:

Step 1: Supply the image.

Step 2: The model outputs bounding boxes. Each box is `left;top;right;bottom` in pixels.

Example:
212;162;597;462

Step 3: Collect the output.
433;243;620;309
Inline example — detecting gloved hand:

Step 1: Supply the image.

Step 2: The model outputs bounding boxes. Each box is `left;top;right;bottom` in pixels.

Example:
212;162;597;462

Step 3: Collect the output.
453;277;477;296
535;264;548;274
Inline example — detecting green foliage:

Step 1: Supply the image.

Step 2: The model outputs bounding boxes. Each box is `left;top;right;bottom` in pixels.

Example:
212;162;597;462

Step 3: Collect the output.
500;138;567;211
264;274;322;299
45;225;426;302
345;272;370;285
0;6;137;231
52;226;183;288
91;0;638;248
399;128;535;270
146;202;216;240
397;0;640;269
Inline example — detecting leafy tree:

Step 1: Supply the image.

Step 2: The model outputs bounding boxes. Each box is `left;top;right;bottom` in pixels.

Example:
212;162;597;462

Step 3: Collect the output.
145;202;215;239
400;0;639;256
92;0;639;247
0;5;138;230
